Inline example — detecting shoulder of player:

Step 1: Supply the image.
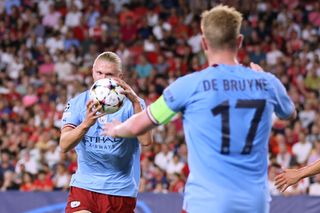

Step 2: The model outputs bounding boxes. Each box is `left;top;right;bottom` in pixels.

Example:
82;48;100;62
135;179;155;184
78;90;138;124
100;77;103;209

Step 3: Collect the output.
176;70;204;83
68;90;89;105
259;72;282;85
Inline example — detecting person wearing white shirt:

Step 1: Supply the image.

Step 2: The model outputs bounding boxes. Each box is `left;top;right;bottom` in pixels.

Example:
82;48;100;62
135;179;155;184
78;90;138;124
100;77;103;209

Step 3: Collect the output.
188;33;202;54
65;5;82;28
45;33;64;55
54;54;73;82
166;154;185;175
292;133;312;164
309;174;320;195
38;0;52;17
155;143;173;171
266;43;283;66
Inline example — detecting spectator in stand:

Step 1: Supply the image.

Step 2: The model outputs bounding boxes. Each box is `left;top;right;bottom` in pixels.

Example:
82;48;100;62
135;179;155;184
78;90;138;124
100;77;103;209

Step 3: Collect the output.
292;133;313;165
42;4;61;29
309;174;320;196
44;140;60;169
166;154;185;175
276;138;294;169
19;172;34;192
0;0;319;196
54;53;74;82
33;170;53;192
307;126;320;145
135;55;153;78
65;4;82;28
0;171;19;191
52;163;71;191
154;143;174;171
307;140;320;165
299;101;317;130
0;151;15;176
268;163;281;196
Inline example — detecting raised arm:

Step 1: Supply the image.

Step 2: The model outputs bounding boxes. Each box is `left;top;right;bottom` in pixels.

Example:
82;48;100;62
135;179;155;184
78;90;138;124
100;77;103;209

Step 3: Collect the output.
114;78;153;146
59;100;104;152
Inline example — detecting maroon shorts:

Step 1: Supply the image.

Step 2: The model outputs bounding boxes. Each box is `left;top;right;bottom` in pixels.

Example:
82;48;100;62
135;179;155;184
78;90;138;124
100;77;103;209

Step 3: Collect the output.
65;186;136;213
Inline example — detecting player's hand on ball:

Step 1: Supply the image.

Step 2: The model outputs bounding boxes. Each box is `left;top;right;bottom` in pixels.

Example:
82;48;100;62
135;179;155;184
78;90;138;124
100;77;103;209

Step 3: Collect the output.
101;119;122;137
113;77;139;103
274;168;301;192
82;99;106;128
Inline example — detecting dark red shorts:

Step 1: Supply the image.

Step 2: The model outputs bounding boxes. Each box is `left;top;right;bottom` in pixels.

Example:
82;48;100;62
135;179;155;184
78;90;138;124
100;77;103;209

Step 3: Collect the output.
65;186;136;213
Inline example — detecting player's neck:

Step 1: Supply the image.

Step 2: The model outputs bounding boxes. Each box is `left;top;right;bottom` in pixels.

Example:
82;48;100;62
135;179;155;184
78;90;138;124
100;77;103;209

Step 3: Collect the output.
207;49;239;66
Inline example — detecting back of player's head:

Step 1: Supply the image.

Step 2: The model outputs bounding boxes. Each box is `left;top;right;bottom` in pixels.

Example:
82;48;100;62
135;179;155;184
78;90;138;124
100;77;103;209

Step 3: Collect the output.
201;5;243;51
94;51;122;73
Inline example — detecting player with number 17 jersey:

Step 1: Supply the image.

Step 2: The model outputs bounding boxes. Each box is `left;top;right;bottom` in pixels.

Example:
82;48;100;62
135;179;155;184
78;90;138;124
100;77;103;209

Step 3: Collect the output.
161;64;294;213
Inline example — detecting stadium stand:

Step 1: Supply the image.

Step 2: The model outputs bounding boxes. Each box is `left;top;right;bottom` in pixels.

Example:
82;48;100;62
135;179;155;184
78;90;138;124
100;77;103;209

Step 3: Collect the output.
0;0;319;197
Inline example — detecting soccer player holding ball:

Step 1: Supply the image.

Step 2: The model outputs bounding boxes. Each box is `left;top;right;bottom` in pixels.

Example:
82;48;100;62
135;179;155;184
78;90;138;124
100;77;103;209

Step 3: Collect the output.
102;5;296;213
60;52;152;213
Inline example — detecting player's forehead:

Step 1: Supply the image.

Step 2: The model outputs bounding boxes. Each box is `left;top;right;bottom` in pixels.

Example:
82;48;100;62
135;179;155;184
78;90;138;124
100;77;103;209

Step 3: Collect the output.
93;59;119;74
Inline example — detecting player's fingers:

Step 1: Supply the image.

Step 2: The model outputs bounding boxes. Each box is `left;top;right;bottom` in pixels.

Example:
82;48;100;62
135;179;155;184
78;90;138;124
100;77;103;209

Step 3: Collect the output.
86;99;94;109
92;104;102;114
274;175;285;184
95;112;107;119
276;179;287;190
120;90;130;95
274;174;284;181
282;184;290;192
114;79;129;89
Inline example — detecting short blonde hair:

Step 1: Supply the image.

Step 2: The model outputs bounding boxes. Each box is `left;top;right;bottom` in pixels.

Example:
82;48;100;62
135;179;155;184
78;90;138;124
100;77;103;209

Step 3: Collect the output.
94;51;122;72
201;5;243;50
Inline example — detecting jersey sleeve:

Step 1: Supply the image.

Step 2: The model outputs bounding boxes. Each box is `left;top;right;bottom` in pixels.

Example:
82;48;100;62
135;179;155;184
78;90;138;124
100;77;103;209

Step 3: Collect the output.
147;75;195;125
162;75;194;112
269;75;295;119
61;98;81;129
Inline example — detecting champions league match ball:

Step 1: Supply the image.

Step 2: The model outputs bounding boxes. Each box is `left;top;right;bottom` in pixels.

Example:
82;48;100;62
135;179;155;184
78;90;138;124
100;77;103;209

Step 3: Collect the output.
89;78;126;114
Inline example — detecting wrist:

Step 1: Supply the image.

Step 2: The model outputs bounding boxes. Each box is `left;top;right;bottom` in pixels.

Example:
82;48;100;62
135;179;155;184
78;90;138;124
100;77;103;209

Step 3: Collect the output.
80;122;91;131
298;167;307;180
130;97;140;104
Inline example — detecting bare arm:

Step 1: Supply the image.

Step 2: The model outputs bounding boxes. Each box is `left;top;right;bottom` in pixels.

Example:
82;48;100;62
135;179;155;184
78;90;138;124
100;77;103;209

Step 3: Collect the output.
275;160;320;192
60;124;90;153
104;110;155;138
59;100;104;153
114;77;153;146
132;102;153;146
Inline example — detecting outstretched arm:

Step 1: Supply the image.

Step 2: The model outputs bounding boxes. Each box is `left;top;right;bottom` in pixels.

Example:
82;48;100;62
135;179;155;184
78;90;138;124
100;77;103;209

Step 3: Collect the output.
104;110;155;138
103;95;177;138
275;160;320;192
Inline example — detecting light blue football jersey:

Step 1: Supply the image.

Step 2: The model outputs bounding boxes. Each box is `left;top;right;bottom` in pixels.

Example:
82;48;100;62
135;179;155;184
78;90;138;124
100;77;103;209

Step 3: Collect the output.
61;90;144;197
162;64;294;213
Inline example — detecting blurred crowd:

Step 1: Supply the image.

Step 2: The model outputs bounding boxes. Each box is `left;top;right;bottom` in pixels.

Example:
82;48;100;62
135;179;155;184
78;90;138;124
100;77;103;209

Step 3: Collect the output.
0;0;319;195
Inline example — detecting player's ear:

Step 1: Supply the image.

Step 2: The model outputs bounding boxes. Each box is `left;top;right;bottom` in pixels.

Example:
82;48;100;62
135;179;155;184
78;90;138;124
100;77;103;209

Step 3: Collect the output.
237;34;243;49
201;36;208;52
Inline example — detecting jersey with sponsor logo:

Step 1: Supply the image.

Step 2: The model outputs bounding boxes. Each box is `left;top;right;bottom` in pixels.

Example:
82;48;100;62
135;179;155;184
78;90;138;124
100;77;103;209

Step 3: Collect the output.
161;64;294;213
61;90;143;197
